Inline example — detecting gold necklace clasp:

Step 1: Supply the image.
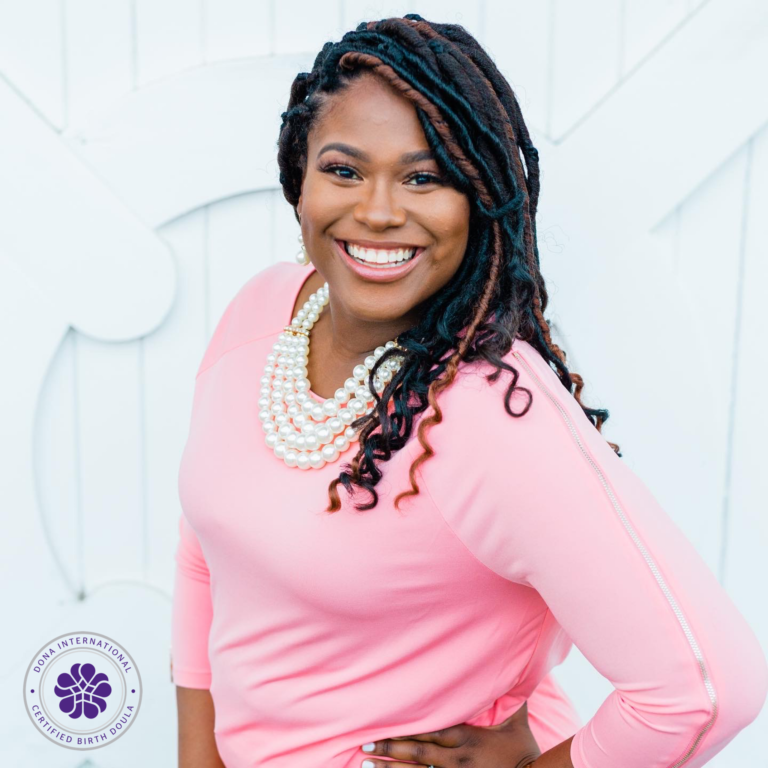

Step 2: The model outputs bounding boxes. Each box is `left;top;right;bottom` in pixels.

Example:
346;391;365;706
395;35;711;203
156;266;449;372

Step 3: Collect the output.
284;325;309;337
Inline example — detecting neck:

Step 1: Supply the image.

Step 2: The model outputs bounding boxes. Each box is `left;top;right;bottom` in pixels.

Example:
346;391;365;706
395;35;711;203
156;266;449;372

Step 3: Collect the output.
305;295;417;400
319;299;415;361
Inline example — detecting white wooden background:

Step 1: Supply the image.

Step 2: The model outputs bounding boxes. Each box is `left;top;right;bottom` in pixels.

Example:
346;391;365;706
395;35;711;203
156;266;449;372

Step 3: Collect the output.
1;1;766;765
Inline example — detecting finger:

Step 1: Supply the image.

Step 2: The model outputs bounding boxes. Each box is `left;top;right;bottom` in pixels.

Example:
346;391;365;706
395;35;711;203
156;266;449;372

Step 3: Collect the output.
360;737;446;766
360;760;435;768
386;723;467;746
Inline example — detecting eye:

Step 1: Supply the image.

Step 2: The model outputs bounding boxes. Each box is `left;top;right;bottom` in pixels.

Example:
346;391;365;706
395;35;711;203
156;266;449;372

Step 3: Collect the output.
406;171;444;186
319;163;360;180
319;163;445;186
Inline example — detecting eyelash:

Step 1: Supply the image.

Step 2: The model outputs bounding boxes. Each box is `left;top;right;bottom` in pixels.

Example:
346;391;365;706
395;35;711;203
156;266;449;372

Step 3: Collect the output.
319;163;444;186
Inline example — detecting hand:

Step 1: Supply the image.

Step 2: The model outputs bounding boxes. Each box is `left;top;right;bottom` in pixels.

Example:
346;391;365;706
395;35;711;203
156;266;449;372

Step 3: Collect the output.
359;700;541;768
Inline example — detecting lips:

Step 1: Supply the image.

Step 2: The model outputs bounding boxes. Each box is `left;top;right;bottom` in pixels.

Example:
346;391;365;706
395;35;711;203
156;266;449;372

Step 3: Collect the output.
334;239;424;283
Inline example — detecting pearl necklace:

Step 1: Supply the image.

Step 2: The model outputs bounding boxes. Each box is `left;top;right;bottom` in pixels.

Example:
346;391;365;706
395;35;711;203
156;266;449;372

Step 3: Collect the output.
259;281;406;470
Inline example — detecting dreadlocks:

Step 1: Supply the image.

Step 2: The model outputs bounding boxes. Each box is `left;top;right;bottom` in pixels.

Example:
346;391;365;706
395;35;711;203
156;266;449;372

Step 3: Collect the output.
276;14;621;513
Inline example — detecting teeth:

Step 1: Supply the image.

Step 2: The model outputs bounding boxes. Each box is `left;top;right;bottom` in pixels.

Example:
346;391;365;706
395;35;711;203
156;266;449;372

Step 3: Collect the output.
345;242;417;266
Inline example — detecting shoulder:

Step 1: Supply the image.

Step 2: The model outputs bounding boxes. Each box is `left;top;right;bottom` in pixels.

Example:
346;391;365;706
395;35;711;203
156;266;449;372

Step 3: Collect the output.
435;339;617;468
446;338;561;414
195;260;304;378
413;340;622;540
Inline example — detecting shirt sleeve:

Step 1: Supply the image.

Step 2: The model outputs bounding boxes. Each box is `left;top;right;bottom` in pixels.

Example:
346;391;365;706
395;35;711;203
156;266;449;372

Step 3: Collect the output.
413;343;768;768
169;280;247;688
171;510;213;689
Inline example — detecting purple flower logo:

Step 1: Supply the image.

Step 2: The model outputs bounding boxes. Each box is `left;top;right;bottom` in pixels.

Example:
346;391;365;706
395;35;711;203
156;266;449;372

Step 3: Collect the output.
54;662;112;719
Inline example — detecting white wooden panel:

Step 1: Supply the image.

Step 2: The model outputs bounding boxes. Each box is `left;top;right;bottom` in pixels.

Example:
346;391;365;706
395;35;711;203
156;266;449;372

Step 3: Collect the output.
677;150;748;377
63;55;314;228
64;0;134;127
204;0;272;60
0;255;73;753
145;210;208;589
34;329;81;596
0;77;175;340
413;0;482;33
0;0;64;129
535;1;768;496
543;0;768;247
720;125;768;762
669;147;749;570
273;188;305;269
549;0;621;137
208;193;275;327
342;1;414;30
483;0;551;136
650;205;680;277
273;0;344;55
134;0;204;86
555;239;705;468
77;333;144;590
0;254;73;636
623;0;688;73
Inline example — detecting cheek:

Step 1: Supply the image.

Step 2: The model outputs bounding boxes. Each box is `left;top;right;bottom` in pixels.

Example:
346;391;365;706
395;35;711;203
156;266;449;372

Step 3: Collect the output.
301;173;342;219
432;190;470;227
452;196;472;236
429;198;471;252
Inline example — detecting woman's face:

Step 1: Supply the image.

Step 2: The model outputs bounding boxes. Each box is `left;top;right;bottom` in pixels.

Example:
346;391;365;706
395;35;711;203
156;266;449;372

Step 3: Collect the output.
296;72;471;331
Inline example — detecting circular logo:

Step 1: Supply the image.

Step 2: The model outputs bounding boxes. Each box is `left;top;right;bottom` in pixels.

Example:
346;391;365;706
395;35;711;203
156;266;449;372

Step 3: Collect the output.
23;631;142;750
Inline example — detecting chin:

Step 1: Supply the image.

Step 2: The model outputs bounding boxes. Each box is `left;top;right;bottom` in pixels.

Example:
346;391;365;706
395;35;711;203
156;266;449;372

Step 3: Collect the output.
348;305;403;324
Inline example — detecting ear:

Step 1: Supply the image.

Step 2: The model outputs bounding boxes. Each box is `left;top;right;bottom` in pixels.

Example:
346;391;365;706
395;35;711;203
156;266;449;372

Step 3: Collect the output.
296;192;303;221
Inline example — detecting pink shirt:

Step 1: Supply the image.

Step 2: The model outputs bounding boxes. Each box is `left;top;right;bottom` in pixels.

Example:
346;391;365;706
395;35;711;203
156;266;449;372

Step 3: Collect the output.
171;260;767;767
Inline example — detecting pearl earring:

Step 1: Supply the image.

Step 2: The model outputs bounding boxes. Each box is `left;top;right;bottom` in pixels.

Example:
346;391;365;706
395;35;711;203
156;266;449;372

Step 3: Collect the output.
296;231;310;266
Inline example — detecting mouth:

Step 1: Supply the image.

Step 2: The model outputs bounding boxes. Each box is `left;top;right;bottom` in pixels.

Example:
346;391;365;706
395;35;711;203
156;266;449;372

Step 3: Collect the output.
337;240;422;269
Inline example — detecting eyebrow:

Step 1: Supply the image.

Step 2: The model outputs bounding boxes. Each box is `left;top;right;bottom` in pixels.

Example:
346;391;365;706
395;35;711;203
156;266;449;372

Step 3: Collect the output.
316;142;435;165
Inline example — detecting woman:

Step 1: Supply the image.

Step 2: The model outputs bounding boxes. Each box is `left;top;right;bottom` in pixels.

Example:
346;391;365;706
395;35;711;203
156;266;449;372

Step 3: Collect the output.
171;14;767;768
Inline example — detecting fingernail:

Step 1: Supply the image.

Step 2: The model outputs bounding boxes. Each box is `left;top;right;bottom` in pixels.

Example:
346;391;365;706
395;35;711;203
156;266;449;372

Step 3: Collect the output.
362;761;375;768
362;742;376;752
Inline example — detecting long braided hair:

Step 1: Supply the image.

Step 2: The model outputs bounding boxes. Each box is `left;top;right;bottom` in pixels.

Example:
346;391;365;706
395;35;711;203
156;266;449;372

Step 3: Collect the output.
277;14;621;513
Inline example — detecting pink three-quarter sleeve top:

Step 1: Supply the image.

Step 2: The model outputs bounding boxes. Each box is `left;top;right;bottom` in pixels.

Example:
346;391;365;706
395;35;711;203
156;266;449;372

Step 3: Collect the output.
171;260;767;768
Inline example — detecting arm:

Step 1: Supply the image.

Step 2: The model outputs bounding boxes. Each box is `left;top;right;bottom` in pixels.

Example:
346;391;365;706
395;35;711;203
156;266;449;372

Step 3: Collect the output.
505;707;577;768
523;736;575;768
417;344;768;767
172;512;223;766
176;686;227;768
171;286;247;765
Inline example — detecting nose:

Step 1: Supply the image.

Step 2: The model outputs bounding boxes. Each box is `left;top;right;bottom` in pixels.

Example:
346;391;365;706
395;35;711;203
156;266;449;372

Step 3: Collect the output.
352;179;407;230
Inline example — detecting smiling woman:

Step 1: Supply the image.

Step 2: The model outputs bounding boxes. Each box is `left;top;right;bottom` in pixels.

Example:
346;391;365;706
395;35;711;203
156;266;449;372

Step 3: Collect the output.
295;70;471;355
170;12;768;768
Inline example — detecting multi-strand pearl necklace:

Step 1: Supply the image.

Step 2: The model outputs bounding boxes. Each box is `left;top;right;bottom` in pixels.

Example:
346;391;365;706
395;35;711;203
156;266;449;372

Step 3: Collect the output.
259;281;406;470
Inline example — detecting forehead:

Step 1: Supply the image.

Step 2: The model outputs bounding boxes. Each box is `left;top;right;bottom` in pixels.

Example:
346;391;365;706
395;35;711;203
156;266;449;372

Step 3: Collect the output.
308;73;431;157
